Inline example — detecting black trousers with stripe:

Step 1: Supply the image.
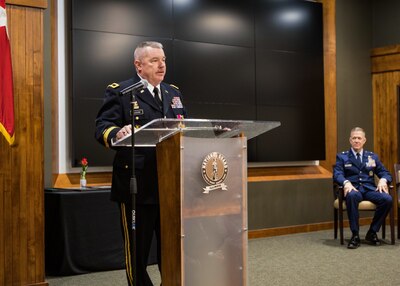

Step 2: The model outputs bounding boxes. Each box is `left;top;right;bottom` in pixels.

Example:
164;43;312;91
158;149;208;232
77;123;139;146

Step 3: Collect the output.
119;202;161;286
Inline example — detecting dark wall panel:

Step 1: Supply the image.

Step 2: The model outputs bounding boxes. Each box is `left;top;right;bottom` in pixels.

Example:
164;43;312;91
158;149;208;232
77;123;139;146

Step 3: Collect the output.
174;0;254;47
173;40;255;105
372;0;400;48
72;0;173;37
72;98;115;167
256;0;323;52
256;49;324;107
254;105;325;162
185;103;257;121
69;0;324;167
72;31;138;100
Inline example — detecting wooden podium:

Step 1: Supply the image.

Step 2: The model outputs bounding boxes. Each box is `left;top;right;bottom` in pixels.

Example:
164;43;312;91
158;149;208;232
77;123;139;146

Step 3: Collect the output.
113;118;280;286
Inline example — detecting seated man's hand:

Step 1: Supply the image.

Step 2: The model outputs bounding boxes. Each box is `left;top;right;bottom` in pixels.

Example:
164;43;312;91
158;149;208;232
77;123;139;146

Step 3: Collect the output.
376;178;388;193
343;181;358;197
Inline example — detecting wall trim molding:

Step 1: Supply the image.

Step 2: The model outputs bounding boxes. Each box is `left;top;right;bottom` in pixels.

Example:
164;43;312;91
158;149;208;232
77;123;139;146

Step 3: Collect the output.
6;0;47;9
53;172;113;188
371;44;400;73
54;165;332;188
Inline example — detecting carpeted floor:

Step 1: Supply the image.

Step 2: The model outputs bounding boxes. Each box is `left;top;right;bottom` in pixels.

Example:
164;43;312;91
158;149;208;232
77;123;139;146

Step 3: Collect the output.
46;226;400;286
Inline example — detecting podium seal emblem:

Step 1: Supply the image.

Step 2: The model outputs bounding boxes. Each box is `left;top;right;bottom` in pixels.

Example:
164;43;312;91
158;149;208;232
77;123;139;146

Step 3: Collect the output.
201;152;228;194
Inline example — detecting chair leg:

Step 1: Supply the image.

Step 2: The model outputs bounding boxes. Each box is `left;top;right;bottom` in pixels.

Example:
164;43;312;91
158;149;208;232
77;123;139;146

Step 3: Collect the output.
334;209;338;239
382;221;386;239
339;209;344;245
390;205;395;244
398;208;400;240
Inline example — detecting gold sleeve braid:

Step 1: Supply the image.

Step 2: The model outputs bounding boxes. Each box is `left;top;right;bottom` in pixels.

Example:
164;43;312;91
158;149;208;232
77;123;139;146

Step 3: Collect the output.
102;126;119;148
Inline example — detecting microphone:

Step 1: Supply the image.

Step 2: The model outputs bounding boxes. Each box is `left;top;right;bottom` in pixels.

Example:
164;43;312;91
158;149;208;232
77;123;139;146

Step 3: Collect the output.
120;79;148;95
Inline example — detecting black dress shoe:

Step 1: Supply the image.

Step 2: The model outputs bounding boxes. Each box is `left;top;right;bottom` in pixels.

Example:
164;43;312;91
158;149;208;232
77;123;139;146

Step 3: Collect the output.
365;231;381;246
347;235;361;249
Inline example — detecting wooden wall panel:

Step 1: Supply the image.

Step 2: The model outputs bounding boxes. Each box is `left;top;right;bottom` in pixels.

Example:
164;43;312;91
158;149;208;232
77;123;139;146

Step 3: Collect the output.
319;0;337;171
372;71;400;175
0;2;47;286
372;46;400;229
371;45;400;176
50;0;59;185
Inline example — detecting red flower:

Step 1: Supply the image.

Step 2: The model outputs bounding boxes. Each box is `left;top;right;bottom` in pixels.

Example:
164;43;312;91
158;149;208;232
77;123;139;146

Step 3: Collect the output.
81;157;88;167
81;157;88;179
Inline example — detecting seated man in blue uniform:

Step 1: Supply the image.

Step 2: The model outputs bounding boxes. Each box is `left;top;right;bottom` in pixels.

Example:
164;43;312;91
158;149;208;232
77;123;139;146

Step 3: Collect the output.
333;127;392;249
95;41;187;285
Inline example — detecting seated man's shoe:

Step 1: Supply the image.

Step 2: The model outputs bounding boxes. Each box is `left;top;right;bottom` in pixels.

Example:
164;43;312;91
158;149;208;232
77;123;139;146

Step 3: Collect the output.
347;235;360;249
365;231;381;246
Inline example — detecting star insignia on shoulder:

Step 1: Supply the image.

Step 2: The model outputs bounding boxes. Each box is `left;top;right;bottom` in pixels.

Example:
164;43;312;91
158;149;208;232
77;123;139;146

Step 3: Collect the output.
108;82;120;89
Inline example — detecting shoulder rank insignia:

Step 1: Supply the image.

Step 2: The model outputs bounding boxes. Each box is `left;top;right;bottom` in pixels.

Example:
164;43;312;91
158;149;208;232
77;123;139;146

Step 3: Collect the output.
170;84;179;90
108;83;119;89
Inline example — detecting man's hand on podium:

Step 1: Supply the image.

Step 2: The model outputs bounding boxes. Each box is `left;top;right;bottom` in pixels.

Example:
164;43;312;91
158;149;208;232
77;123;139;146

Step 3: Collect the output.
116;124;132;140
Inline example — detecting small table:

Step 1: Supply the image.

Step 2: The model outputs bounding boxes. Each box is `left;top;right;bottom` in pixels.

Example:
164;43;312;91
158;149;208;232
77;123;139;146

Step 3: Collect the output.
45;187;129;275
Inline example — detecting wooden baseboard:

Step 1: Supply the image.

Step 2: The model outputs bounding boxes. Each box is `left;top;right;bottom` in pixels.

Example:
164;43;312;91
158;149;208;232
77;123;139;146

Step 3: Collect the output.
248;217;374;239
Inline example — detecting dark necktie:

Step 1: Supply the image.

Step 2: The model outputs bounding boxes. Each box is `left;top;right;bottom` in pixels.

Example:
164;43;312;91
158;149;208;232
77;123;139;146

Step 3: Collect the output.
153;87;163;111
356;153;362;163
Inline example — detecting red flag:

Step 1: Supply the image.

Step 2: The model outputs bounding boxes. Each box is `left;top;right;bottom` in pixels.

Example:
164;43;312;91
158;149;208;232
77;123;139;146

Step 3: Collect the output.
0;0;15;145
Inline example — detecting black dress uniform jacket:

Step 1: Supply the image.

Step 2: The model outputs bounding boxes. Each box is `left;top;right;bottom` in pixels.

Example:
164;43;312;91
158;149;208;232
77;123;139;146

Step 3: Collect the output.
95;74;187;204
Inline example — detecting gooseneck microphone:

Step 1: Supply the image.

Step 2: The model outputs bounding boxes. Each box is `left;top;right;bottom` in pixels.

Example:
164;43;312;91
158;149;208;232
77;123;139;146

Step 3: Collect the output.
120;79;148;95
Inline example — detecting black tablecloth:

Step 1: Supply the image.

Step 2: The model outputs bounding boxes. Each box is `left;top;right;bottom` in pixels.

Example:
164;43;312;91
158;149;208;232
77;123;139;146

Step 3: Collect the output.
45;188;157;276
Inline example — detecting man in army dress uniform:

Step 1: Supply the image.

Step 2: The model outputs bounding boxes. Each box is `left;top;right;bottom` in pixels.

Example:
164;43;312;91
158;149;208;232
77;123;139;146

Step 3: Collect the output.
333;127;392;249
95;41;187;285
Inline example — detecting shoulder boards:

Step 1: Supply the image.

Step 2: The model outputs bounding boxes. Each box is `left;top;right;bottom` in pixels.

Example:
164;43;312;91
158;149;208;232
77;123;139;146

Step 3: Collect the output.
108;83;120;89
170;84;179;90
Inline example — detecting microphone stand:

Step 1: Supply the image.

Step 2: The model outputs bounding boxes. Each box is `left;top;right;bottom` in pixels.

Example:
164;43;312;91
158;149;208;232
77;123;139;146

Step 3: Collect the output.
120;79;148;286
119;78;146;286
130;90;138;286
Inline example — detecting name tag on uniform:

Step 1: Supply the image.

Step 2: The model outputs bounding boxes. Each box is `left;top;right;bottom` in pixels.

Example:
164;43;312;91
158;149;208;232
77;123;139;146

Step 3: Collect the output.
130;109;144;116
171;97;183;108
345;164;352;167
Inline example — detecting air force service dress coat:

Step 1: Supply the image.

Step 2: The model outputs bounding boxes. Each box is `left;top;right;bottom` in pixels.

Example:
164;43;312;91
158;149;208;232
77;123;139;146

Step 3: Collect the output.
333;149;392;233
333;150;392;192
95;75;187;204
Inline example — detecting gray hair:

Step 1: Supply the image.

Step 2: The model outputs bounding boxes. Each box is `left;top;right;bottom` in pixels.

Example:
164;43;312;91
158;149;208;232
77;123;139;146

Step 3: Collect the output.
350;127;365;136
134;41;164;60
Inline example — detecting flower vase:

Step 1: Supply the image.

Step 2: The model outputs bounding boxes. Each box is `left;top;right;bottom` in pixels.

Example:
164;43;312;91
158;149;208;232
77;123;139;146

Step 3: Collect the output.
80;178;87;188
